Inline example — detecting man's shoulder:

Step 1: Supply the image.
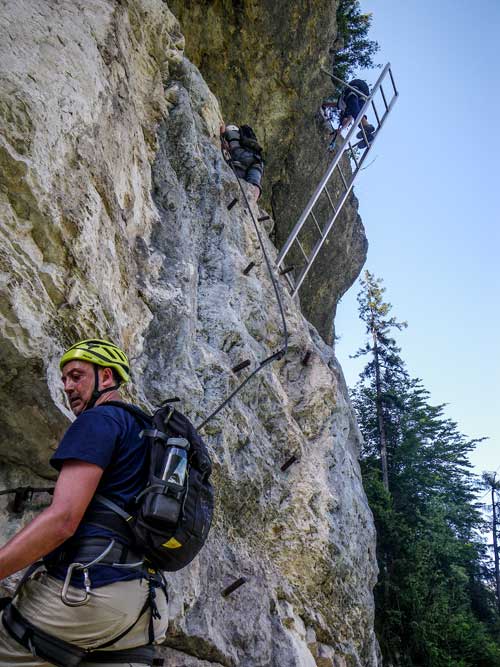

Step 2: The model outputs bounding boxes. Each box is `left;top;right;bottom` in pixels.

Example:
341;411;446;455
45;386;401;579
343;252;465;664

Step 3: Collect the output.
76;404;127;424
72;404;144;434
83;402;145;418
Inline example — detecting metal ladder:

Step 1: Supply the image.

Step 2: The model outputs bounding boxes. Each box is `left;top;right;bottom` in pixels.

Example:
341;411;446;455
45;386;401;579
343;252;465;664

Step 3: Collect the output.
275;63;398;297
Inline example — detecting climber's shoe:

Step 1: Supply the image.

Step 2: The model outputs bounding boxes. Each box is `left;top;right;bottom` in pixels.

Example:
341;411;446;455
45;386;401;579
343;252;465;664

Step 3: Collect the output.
356;124;375;139
357;131;375;149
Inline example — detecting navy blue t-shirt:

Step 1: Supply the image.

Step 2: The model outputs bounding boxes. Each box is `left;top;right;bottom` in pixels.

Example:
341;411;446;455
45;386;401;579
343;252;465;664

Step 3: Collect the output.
45;404;149;588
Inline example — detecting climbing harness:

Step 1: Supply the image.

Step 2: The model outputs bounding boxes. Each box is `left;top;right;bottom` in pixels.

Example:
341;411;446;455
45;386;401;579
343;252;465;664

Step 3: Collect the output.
198;133;289;430
2;600;161;667
1;556;166;667
275;63;398;298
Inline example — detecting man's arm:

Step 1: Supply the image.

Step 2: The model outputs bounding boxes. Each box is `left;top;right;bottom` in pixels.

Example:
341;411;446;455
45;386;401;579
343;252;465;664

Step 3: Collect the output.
0;460;103;580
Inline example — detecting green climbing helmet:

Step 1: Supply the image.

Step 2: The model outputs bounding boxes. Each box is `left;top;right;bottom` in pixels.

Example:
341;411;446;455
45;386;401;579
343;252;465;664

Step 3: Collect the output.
59;339;130;383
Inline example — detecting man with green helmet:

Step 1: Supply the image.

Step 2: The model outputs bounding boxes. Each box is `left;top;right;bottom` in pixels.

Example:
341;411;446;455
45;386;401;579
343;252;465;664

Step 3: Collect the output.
0;339;168;667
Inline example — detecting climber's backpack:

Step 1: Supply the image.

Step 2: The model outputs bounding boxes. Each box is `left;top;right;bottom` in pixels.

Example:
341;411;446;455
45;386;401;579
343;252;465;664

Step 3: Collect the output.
87;400;214;572
239;124;263;155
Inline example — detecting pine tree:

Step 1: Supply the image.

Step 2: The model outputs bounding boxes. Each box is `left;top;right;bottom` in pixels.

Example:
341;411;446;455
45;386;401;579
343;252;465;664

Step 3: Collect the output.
332;0;380;81
483;472;500;612
352;270;407;491
350;272;500;666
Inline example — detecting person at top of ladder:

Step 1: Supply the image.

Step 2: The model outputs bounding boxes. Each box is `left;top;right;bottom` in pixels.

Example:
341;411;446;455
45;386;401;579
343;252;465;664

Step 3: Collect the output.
220;123;264;202
322;78;375;151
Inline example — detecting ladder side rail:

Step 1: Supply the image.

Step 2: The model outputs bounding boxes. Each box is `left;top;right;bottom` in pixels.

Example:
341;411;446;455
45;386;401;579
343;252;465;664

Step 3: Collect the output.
370;88;399;136
367;84;398;138
345;63;392;134
345;87;398;183
275;145;349;267
291;184;355;296
277;63;397;273
292;123;388;296
275;94;375;269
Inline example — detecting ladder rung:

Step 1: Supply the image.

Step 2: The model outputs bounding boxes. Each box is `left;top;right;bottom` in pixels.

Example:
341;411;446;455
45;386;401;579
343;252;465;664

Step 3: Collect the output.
371;99;381;127
337;163;349;191
284;270;295;290
296;238;309;262
347;142;360;168
380;83;389;111
389;67;397;95
323;186;337;213
310;210;323;237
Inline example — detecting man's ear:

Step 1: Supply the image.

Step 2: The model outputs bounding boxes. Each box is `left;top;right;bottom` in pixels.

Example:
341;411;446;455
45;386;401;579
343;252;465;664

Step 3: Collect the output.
99;367;116;389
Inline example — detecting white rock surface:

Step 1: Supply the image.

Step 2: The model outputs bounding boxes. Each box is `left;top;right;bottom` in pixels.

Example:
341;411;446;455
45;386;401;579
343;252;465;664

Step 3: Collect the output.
0;2;379;665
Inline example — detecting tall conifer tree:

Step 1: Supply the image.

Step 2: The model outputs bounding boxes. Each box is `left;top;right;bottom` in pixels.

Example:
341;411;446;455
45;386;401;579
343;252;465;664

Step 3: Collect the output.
351;272;500;665
352;270;407;491
483;472;500;612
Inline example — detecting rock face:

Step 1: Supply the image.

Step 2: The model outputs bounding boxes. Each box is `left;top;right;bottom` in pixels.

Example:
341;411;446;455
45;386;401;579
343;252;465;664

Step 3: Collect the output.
0;2;378;666
168;0;368;343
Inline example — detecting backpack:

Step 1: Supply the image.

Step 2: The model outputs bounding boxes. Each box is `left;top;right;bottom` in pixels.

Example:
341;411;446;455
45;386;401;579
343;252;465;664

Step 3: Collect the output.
239;124;263;155
341;79;370;104
88;401;214;572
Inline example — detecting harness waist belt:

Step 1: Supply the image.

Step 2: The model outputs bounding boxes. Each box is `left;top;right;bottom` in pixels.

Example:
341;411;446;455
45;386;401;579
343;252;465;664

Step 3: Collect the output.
2;603;156;667
85;645;155;663
48;537;143;567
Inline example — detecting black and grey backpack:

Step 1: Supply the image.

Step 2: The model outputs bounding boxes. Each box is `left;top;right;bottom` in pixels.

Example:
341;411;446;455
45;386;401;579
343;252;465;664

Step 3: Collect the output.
239;124;263;155
88;401;214;572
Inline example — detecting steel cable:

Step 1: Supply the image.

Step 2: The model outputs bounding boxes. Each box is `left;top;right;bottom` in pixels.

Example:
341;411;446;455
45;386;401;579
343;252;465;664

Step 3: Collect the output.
196;149;289;431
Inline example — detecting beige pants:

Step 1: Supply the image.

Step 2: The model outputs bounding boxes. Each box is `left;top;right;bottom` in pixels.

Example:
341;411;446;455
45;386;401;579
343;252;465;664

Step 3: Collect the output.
0;570;168;666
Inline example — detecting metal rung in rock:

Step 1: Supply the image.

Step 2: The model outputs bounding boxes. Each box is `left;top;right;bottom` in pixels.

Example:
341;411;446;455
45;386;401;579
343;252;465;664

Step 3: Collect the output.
279;266;295;276
12;490;30;514
243;262;256;275
275;63;398;298
227;198;238;210
232;360;251;373
302;351;312;366
222;577;248;597
281;455;299;472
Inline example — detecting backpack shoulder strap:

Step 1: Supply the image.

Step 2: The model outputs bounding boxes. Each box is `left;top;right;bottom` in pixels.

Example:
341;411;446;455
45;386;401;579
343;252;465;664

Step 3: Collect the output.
93;493;131;520
101;400;152;424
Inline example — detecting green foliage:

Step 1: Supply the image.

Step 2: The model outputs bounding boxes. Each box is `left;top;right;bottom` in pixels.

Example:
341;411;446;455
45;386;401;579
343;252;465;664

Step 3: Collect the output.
351;272;500;666
332;0;380;81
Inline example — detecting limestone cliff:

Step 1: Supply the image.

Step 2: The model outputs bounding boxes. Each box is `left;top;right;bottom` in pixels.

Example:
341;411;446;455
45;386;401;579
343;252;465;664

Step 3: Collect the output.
168;0;368;343
0;2;378;666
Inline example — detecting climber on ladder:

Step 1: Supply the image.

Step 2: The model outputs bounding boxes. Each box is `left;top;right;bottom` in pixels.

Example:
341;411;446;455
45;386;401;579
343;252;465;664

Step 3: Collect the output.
321;77;375;151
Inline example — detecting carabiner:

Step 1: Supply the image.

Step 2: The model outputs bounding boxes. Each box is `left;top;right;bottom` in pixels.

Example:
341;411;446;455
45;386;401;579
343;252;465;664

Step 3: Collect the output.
61;562;90;607
60;539;117;606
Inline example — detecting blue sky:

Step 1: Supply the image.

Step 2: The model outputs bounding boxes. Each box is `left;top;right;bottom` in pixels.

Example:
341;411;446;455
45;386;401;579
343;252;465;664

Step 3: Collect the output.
334;0;500;481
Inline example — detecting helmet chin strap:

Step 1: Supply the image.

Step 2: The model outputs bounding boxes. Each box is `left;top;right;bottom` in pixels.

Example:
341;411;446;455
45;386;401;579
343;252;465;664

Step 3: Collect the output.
85;365;120;411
